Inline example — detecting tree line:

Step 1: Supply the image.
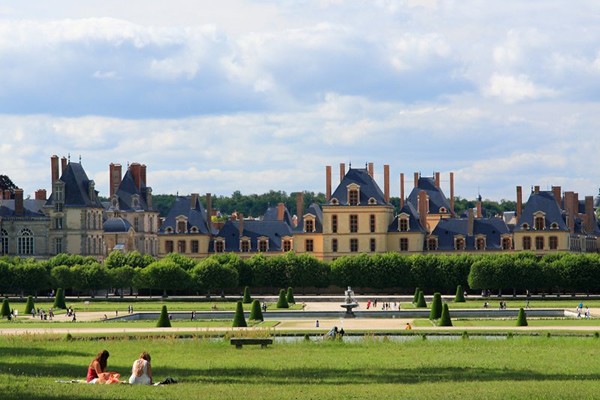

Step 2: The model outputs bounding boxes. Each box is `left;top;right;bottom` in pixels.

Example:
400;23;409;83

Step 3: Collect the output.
2;251;600;298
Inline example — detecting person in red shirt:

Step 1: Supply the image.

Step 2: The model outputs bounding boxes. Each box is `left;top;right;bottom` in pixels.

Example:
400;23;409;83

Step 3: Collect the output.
87;350;110;383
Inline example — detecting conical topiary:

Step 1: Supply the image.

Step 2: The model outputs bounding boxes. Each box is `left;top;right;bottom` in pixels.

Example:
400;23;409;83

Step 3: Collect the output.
276;289;289;308
156;305;172;328
429;292;442;320
53;288;67;309
454;285;466;303
24;295;35;315
416;290;427;308
1;299;11;318
249;299;263;321
232;301;247;327
286;287;295;304
439;303;453;326
413;287;421;304
516;307;528;327
242;286;252;304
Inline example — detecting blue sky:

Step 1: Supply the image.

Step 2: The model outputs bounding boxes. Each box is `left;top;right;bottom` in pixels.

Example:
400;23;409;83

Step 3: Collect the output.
1;0;599;205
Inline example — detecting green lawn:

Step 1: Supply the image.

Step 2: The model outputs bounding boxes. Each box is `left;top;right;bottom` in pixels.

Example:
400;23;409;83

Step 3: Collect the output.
0;335;599;400
0;319;279;329
414;318;600;328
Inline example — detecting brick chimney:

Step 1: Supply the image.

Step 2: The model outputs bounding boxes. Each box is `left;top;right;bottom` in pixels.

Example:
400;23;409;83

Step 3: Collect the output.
434;172;440;188
140;164;147;187
339;163;345;183
449;172;455;214
3;190;10;199
585;196;594;233
296;192;304;221
190;193;199;209
414;172;420;189
238;213;244;236
476;196;482;218
368;162;374;178
516;186;522;222
418;190;428;232
552;186;562;206
277;202;285;221
564;191;575;234
468;208;474;236
35;189;47;200
206;193;212;233
534;185;540;194
109;163;122;197
400;173;405;209
325;166;332;201
383;164;390;203
61;156;68;176
51;155;59;185
130;163;142;190
14;188;24;216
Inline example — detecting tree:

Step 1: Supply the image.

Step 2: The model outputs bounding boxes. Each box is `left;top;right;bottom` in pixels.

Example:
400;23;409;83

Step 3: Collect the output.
242;286;252;304
429;292;442;320
71;263;110;298
232;301;247;327
104;250;127;269
109;266;136;298
286;287;295;304
454;285;466;303
416;291;427;308
191;258;239;295
249;299;263;321
439;304;453;327
24;295;35;315
53;288;67;309
11;261;51;297
50;265;74;292
1;298;10;318
516;307;528;326
157;305;171;328
0;260;14;296
143;260;190;297
276;289;289;308
163;253;197;271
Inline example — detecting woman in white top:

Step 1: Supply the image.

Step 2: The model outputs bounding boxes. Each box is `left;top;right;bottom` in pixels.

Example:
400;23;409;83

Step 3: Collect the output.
128;352;153;385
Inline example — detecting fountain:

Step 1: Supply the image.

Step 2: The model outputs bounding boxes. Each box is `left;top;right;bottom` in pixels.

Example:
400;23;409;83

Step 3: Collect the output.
340;286;359;318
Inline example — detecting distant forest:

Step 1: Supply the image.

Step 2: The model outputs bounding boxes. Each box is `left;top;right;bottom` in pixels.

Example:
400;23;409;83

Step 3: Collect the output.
151;191;517;219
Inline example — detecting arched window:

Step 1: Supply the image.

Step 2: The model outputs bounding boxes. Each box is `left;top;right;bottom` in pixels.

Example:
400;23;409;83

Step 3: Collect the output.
18;228;34;255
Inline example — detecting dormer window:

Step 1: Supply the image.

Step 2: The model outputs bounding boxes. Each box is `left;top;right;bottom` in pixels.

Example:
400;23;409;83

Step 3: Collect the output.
258;237;269;252
214;238;224;253
177;221;187;233
475;236;486;250
240;238;251;252
330;198;339;205
550;222;559;230
368;197;377;205
190;226;199;233
304;217;315;233
439;207;447;213
521;223;530;230
165;227;173;234
131;195;140;209
534;216;545;230
427;237;438;251
111;195;119;209
398;214;409;232
454;236;465;250
502;236;512;250
347;183;360;206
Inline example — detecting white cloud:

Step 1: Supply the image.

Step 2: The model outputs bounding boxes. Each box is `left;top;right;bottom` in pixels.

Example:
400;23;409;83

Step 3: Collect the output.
484;74;557;103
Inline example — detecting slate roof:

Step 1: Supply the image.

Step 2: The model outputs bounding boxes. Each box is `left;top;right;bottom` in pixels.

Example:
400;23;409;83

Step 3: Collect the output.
330;167;388;205
0;199;47;218
46;162;103;208
103;217;133;233
159;195;212;234
211;219;293;253
387;201;427;233
293;203;323;233
112;169;151;211
263;205;294;226
431;217;510;251
514;191;568;231
407;176;453;216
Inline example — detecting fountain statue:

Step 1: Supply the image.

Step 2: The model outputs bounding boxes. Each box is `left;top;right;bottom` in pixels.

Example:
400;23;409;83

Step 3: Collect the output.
340;286;358;318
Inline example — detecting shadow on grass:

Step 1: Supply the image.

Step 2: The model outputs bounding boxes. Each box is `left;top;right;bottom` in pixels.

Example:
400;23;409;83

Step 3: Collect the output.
0;346;88;358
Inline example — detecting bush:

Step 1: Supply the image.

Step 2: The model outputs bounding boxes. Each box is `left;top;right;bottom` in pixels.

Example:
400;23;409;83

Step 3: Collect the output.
232;301;247;327
516;307;528;327
276;289;289;309
156;305;171;328
454;285;466;303
1;299;10;318
242;286;252;304
24;295;35;315
416;291;427;308
53;288;67;309
429;292;442;320
439;304;453;327
594;332;599;339
249;299;263;321
286;287;295;304
461;331;469;340
413;287;421;304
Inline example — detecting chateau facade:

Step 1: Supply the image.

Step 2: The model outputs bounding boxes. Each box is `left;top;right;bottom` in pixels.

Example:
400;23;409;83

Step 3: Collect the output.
0;158;598;260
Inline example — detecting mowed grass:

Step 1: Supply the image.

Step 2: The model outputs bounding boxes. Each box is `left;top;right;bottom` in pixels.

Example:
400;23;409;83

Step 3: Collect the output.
414;318;600;328
0;319;278;330
0;335;599;400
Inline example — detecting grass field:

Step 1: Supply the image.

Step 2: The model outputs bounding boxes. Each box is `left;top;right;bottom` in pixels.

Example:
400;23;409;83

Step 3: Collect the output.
0;335;599;400
414;318;600;328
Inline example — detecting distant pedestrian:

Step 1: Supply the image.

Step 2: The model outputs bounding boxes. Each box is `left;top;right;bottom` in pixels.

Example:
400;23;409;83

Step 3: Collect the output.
316;320;320;328
585;307;590;319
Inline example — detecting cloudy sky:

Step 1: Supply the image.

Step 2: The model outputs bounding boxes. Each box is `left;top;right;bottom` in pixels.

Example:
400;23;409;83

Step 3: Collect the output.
1;0;599;204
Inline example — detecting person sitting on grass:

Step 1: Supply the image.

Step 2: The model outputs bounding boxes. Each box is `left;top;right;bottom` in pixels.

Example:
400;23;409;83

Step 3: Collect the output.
87;350;110;383
129;352;153;385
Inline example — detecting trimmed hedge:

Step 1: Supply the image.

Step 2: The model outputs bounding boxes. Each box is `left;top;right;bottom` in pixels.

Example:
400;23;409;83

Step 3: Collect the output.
286;287;295;304
439;304;453;327
156;305;172;328
53;288;67;309
242;286;252;304
516;307;528;327
276;289;289;309
416;291;427;308
454;285;466;303
24;295;35;315
232;301;247;327
429;292;442;320
249;299;263;321
1;299;10;318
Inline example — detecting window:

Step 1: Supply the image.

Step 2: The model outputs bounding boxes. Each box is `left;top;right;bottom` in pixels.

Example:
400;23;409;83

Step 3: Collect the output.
549;236;558;250
18;228;33;255
305;239;314;252
521;223;529;230
399;218;409;232
399;238;409;252
350;215;358;233
305;219;314;232
332;238;338;253
350;238;359;252
1;229;8;255
177;221;186;234
134;217;140;232
349;189;359;206
283;239;292;252
522;237;531;250
178;240;186;253
550;222;559;229
165;227;173;234
427;238;437;251
54;237;62;254
331;215;338;233
534;216;545;230
215;240;224;253
369;214;376;233
502;237;512;250
165;240;174;253
54;218;63;230
535;236;544;250
54;184;64;212
475;237;486;250
455;238;465;250
191;240;199;253
370;238;376;252
259;239;268;252
241;240;250;252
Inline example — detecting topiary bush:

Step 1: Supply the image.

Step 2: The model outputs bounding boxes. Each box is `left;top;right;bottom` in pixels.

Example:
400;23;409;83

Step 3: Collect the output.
286;287;295;304
416;291;427;308
429;292;442;320
276;289;289;309
516;307;528;327
156;305;171;328
413;287;421;304
438;304;453;327
242;286;252;304
1;299;11;318
53;288;67;309
232;301;247;327
24;295;35;315
454;285;466;303
249;299;263;321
